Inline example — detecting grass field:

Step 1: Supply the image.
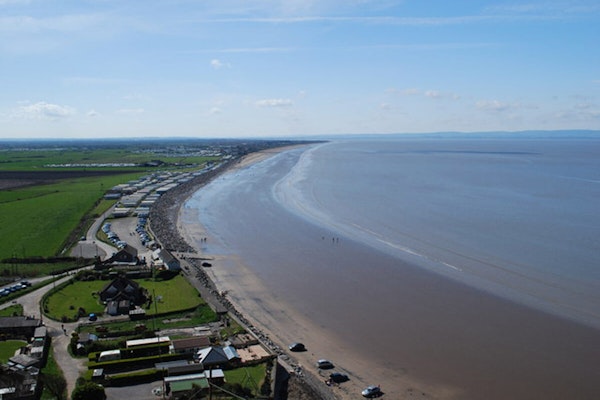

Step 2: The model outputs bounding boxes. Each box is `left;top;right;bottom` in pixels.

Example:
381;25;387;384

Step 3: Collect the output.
44;274;203;321
0;147;219;171
0;340;26;363
224;364;267;396
0;172;143;260
0;303;23;317
0;142;221;263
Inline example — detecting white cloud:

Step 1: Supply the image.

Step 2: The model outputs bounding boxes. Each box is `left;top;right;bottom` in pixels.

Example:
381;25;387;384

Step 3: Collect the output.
476;99;513;112
117;108;145;115
255;98;293;107
209;107;222;115
424;90;441;99
87;110;100;117
12;101;75;119
0;13;107;34
210;59;231;69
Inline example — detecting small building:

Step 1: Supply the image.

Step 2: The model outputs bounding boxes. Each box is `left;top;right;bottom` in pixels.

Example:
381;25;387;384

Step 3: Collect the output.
0;366;39;400
99;276;144;304
126;336;170;348
0;317;42;339
194;346;238;368
109;245;139;264
170;337;211;355
152;248;180;271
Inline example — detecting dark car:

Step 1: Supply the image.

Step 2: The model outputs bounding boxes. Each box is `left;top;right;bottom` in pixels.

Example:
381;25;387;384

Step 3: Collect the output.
329;372;349;383
88;313;98;322
288;342;306;352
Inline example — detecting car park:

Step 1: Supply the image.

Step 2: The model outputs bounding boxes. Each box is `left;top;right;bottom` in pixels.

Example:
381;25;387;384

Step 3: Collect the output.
361;385;382;398
288;342;305;352
316;359;334;369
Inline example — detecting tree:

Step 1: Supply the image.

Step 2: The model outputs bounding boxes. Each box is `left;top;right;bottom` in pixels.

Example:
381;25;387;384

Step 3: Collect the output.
71;381;106;400
41;374;67;400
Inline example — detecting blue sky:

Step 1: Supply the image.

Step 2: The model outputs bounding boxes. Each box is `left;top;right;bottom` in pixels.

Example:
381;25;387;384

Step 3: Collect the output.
1;0;599;139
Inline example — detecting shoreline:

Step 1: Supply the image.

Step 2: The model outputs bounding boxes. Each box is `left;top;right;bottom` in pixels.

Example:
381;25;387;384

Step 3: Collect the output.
163;144;600;400
172;145;446;399
152;144;342;399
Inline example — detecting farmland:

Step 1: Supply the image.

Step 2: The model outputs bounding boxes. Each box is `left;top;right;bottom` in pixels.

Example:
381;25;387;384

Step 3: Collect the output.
0;138;228;263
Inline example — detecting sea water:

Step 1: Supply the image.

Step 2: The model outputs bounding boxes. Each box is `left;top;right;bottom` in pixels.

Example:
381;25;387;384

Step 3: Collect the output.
273;136;600;326
189;134;600;327
184;133;600;398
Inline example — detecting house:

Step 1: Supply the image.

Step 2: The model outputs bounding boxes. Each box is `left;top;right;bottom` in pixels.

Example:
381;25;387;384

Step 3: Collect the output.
100;276;143;303
152;248;180;271
109;245;139;264
0;317;41;339
194;346;240;368
170;337;211;355
163;370;225;397
0;365;39;400
194;347;228;368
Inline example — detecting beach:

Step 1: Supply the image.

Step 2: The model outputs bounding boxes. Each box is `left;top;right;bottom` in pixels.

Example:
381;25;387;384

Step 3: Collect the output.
175;143;600;400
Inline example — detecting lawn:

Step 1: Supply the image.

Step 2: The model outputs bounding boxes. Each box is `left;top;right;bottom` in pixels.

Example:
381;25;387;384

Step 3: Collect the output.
137;275;203;315
224;364;267;396
0;303;23;317
0;340;26;363
40;344;68;400
0;172;143;260
44;280;107;321
44;274;203;321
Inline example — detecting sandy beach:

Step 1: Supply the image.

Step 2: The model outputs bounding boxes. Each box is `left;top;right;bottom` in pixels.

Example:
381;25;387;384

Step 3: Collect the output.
173;145;600;400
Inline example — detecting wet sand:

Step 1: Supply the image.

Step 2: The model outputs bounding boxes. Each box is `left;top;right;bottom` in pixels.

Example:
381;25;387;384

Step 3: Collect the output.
177;147;600;400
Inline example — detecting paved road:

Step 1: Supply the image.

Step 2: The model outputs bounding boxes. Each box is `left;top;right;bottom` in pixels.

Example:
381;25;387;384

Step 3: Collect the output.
0;272;88;399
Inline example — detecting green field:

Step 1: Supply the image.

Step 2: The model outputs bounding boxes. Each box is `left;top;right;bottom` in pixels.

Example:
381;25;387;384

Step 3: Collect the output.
0;303;23;317
0;142;222;263
0;340;26;363
0;147;219;171
0;173;143;260
44;274;203;321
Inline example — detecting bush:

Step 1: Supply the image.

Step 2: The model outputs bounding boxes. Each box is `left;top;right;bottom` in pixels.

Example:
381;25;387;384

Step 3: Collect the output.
72;381;106;400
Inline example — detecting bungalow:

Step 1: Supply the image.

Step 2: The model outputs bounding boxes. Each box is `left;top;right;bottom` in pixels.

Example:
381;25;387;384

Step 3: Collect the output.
194;346;240;368
99;276;144;305
170;337;211;356
0;317;41;340
152;248;180;271
109;245;138;264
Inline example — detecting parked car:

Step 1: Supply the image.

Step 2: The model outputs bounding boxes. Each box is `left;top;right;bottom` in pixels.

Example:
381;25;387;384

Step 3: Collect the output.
329;372;349;383
288;342;306;352
361;385;382;398
316;359;334;369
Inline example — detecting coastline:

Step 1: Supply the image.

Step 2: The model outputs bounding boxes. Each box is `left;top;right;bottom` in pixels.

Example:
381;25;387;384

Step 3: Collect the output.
173;145;445;399
159;145;341;399
168;144;600;400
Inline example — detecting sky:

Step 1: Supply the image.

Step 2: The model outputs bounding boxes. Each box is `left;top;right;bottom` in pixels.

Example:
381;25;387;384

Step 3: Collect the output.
1;0;599;139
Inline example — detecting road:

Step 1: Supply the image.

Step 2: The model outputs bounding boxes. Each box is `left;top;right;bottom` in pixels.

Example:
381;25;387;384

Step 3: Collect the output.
0;272;88;399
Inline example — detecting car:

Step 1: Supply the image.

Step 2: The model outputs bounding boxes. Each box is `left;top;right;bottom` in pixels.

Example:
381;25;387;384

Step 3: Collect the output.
88;313;98;322
329;372;349;383
288;342;306;352
361;385;382;398
316;359;334;369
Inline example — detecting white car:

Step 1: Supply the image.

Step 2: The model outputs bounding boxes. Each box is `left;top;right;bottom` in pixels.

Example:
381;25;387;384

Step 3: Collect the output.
361;385;382;398
316;359;334;369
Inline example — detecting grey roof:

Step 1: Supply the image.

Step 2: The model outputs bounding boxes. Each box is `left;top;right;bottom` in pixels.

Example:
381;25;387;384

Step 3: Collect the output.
0;316;41;329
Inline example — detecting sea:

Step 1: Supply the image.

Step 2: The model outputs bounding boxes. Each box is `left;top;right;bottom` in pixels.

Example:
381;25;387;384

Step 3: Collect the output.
183;133;600;399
